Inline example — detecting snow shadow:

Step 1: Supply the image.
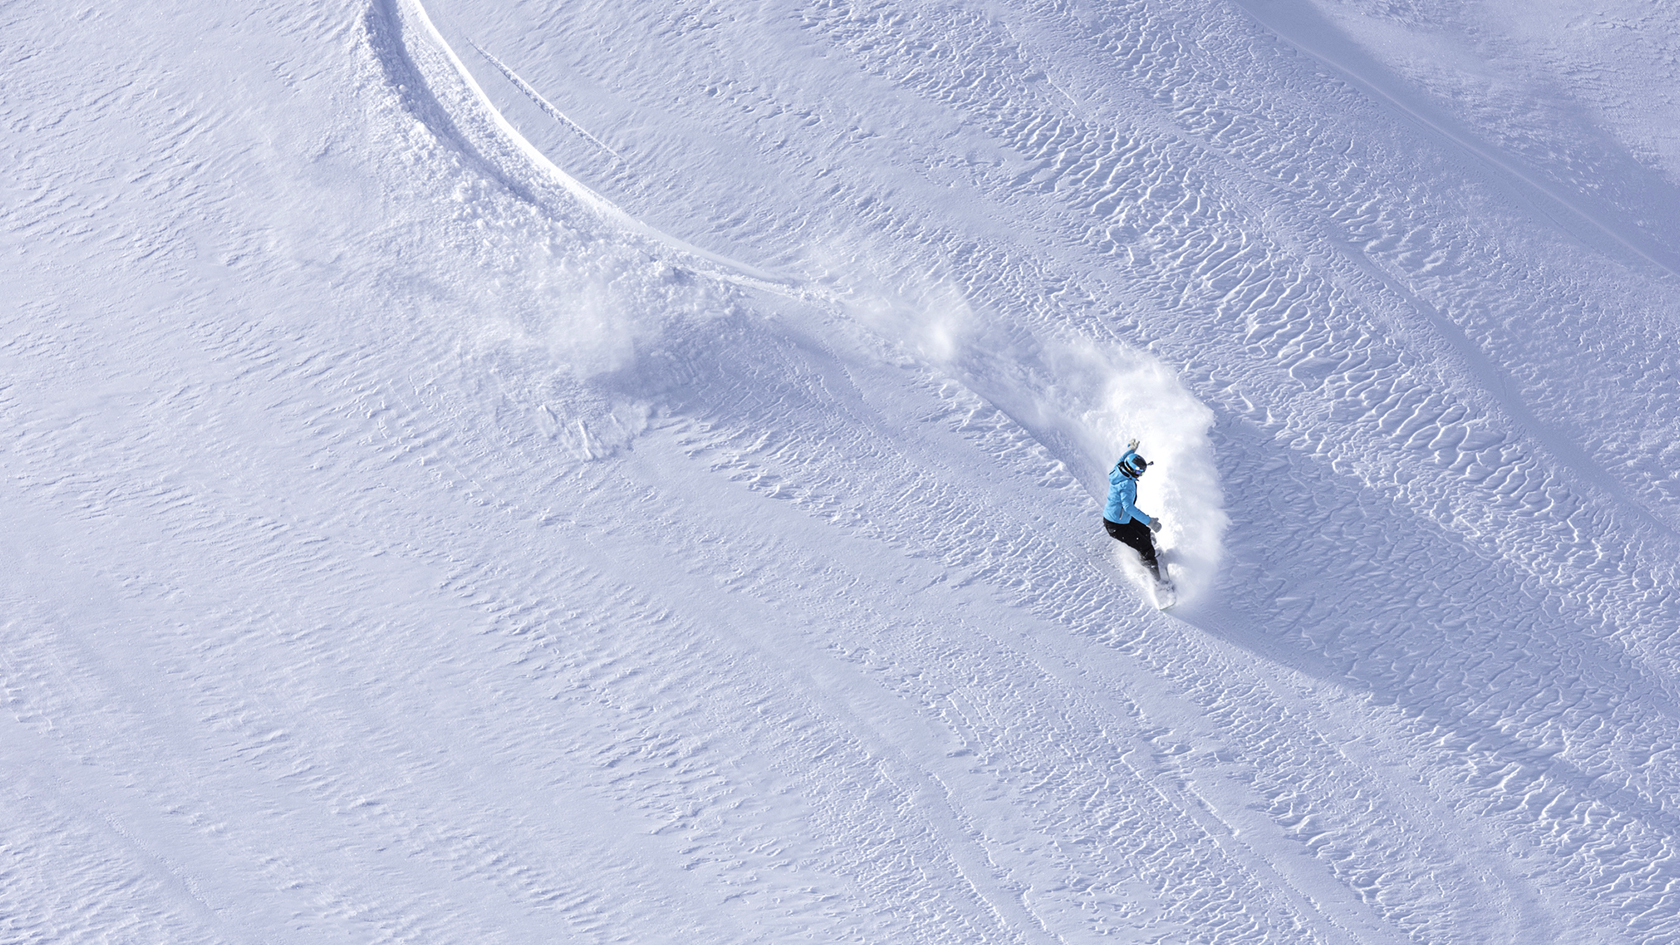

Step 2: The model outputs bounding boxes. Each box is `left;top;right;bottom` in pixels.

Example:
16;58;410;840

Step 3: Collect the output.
1189;408;1680;847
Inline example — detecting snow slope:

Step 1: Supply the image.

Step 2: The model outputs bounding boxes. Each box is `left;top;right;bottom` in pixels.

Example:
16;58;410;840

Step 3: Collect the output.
5;0;1680;942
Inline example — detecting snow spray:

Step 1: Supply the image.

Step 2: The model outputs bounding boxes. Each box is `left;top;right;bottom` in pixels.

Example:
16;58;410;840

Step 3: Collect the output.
824;249;1227;602
1047;340;1228;603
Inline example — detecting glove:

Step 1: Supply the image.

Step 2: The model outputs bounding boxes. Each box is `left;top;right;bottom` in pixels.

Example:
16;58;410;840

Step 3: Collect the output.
1148;517;1163;534
1127;438;1140;451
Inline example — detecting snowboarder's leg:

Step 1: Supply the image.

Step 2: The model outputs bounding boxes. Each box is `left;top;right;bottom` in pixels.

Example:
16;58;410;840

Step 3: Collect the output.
1103;518;1163;582
1131;532;1163;582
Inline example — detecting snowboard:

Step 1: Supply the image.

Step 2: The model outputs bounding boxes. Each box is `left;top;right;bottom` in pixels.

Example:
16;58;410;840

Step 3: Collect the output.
1114;543;1176;609
1151;574;1177;610
1152;549;1178;609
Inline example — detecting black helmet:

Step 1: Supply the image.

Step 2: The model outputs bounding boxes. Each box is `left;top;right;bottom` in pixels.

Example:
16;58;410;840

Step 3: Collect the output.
1122;454;1148;478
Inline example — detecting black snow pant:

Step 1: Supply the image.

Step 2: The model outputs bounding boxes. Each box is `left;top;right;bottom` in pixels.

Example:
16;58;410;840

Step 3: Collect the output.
1103;517;1161;580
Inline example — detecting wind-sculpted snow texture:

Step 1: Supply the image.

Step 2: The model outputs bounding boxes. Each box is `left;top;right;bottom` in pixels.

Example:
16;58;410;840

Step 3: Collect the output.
5;0;1680;942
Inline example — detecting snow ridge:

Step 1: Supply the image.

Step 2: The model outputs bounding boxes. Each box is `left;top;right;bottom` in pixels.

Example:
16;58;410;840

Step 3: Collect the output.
373;0;795;293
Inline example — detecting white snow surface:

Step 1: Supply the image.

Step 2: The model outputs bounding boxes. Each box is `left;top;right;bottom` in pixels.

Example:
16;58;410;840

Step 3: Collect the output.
6;0;1680;941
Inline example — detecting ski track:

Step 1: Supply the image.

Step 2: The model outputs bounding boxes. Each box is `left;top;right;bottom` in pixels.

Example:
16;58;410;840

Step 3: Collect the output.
5;0;1680;942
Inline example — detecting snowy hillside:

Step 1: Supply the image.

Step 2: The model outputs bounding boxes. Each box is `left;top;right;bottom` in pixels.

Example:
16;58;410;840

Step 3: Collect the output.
6;0;1680;941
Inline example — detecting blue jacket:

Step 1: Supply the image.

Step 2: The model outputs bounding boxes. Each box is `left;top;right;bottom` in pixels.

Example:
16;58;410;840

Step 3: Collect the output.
1104;450;1152;525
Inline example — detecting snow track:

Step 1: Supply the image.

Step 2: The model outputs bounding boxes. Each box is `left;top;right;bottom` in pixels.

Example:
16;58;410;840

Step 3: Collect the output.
6;0;1680;942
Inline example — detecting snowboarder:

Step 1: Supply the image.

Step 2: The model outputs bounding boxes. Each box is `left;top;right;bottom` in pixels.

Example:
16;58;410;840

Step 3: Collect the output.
1103;439;1167;585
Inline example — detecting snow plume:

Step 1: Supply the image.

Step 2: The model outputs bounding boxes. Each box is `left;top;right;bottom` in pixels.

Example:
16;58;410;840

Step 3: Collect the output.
463;231;738;457
826;250;1226;599
1045;339;1228;602
821;245;1226;598
475;238;710;380
841;266;978;367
